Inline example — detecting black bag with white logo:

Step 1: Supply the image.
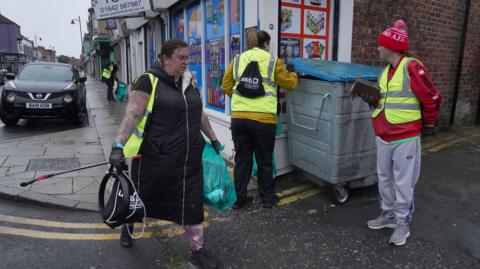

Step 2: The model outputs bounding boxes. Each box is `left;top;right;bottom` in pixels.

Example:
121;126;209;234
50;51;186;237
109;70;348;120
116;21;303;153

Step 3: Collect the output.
237;61;265;98
98;169;144;229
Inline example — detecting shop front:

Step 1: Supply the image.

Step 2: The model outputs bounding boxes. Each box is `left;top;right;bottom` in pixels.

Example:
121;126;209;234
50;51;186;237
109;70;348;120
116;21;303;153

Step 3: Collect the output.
167;0;352;175
0;53;27;73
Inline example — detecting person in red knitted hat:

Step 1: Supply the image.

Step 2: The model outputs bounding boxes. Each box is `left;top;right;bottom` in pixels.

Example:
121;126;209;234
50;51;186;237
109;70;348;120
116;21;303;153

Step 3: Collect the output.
365;19;443;246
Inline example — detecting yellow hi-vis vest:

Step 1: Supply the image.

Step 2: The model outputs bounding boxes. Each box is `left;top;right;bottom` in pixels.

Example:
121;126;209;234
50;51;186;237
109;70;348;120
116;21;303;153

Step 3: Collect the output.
123;73;159;157
102;64;113;80
232;48;278;114
372;57;422;124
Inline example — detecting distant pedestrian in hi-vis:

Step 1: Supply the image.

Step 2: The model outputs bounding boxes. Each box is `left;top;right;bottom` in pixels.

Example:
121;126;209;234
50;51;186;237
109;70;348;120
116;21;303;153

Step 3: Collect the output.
222;29;298;209
366;20;442;246
108;39;222;268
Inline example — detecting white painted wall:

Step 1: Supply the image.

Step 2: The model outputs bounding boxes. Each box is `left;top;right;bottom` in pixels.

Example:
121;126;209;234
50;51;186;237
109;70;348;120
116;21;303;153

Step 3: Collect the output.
258;0;279;57
244;0;258;29
119;39;128;83
129;27;146;80
337;0;354;62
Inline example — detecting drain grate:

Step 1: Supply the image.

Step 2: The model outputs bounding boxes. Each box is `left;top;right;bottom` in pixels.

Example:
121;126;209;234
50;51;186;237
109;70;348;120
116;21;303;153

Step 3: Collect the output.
26;157;80;171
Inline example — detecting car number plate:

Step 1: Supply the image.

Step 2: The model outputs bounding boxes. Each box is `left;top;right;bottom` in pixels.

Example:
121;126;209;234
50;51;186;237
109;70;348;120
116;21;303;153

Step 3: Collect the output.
26;103;52;109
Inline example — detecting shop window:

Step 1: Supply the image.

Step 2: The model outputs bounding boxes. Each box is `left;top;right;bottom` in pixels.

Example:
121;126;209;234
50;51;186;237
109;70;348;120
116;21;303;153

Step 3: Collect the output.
146;22;157;68
229;0;241;60
171;0;241;115
172;10;185;40
279;0;330;63
205;0;226;113
186;1;203;93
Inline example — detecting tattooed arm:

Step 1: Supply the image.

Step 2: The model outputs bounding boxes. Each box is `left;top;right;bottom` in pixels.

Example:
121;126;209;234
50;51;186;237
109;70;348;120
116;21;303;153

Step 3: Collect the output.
200;110;218;141
114;90;151;144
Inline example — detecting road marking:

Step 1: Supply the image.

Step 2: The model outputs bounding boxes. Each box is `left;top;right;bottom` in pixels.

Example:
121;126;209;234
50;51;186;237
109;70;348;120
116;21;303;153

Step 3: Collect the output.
426;133;480;153
277;188;323;206
0;222;210;240
0;212;209;229
277;182;315;198
0;213;170;229
0;225;152;240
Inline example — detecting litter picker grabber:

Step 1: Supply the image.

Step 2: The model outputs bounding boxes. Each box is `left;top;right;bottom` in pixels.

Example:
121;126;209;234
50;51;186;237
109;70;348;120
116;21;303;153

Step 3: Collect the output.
19;155;142;187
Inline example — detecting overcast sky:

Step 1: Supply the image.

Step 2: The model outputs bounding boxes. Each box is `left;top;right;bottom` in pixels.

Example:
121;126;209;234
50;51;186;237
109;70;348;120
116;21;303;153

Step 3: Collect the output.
0;0;92;58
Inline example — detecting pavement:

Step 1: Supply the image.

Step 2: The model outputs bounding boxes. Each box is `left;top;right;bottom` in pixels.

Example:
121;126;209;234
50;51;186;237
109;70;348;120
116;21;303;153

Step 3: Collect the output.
0;76;479;213
0;77;124;211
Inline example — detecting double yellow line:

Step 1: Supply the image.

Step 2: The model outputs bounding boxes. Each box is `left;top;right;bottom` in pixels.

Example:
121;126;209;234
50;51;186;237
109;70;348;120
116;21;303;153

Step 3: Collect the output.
0;181;324;240
0;213;207;240
422;128;480;153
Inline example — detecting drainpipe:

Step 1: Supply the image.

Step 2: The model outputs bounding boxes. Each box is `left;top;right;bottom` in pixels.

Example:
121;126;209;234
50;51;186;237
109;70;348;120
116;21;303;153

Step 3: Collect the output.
332;0;340;61
449;0;471;126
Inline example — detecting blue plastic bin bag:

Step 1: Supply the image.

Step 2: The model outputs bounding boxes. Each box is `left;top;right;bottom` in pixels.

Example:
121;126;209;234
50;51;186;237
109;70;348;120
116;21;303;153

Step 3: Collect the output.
202;142;237;211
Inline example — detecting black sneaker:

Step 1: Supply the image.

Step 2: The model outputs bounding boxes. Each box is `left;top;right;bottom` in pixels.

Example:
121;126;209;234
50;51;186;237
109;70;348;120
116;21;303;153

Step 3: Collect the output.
187;248;220;269
232;196;253;210
120;224;134;248
262;195;280;209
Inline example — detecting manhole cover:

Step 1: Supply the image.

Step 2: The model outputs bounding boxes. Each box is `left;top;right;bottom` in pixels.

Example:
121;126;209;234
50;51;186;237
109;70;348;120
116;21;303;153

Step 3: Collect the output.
26;158;80;171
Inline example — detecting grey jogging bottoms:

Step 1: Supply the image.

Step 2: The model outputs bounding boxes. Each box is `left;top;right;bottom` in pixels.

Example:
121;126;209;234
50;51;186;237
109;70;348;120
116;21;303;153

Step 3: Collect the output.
375;136;421;224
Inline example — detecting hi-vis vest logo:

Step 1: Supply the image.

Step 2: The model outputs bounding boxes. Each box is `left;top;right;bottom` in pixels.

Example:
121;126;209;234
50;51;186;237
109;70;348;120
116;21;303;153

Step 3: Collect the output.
240;77;260;89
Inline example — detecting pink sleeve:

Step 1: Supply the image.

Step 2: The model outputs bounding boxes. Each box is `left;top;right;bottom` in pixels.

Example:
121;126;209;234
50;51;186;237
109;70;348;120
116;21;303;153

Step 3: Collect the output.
408;61;443;125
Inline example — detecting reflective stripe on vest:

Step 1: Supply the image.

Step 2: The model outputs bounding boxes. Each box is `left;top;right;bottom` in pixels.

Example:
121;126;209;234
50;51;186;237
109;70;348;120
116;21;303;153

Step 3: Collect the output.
102;64;112;79
231;48;278;114
123;73;158;157
372;57;422;124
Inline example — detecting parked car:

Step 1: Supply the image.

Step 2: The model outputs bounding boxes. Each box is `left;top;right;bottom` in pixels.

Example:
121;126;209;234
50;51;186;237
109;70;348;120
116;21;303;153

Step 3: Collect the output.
0;62;87;126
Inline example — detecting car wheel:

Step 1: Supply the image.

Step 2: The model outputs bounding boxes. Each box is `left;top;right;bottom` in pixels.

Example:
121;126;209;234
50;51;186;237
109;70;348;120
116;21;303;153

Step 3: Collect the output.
72;103;88;126
0;112;20;126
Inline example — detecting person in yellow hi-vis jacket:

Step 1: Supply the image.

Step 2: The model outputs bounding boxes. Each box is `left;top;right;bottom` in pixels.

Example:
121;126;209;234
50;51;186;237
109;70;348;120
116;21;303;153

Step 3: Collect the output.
102;61;118;101
366;20;442;246
222;30;298;209
108;39;222;269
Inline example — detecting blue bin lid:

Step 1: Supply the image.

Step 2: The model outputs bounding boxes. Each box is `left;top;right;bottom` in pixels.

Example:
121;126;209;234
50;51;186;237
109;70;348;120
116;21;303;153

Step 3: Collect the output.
290;58;383;82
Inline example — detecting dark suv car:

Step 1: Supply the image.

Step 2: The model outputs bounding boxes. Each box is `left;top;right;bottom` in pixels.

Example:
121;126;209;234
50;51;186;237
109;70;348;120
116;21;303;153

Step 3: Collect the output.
0;62;87;126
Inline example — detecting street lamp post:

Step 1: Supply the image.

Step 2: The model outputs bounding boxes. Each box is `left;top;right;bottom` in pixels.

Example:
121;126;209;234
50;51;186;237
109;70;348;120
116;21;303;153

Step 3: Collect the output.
71;16;84;71
34;34;42;61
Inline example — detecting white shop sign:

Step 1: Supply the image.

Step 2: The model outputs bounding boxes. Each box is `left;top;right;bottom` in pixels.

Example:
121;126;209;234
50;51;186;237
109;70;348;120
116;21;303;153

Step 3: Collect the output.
93;0;151;20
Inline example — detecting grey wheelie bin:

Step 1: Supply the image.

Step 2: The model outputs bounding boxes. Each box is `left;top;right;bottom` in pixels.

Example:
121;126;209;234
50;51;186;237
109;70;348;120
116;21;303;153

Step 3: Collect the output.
286;58;382;203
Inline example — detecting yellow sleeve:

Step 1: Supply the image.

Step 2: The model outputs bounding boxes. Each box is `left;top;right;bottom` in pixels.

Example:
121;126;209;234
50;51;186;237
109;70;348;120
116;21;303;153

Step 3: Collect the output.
222;60;235;97
274;58;298;91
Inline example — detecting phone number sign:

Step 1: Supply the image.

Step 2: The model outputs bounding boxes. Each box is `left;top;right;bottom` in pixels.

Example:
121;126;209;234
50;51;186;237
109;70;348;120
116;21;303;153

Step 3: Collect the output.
93;0;151;20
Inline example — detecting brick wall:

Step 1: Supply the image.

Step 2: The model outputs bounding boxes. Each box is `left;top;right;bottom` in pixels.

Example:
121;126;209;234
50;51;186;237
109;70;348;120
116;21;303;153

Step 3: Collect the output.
351;0;480;126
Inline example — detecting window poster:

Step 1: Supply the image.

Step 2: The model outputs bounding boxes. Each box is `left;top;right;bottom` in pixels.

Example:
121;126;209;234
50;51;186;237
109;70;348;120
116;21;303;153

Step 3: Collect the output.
172;10;184;40
304;9;326;36
186;1;202;92
280;7;301;34
205;0;226;112
303;38;326;59
304;0;327;8
205;0;225;40
279;0;330;62
229;0;241;59
280;38;301;64
206;39;225;112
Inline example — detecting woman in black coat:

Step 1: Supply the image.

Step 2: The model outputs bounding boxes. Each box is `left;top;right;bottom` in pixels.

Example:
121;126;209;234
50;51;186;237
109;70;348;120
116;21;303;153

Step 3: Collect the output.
109;39;222;269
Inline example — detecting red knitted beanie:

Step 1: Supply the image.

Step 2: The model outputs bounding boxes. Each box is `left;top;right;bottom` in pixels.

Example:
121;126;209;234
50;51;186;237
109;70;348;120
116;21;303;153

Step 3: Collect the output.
378;20;409;52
